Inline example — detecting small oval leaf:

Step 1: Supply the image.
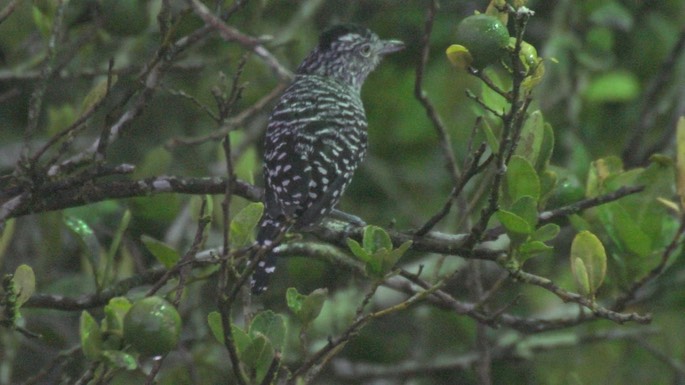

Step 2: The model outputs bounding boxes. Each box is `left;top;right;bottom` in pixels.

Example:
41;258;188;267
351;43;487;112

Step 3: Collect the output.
249;310;286;350
571;257;591;296
533;223;560;242
141;235;180;268
13;265;35;307
497;209;533;245
570;231;607;296
230;202;264;248
504;156;540;207
80;311;103;361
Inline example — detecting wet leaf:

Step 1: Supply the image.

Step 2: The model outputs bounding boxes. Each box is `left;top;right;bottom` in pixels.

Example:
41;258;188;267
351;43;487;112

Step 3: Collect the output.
287;287;328;325
141;235;180;268
249;310;286;350
13;265;35;307
676;117;685;208
80;311;103;361
570;231;607;296
503;155;540;207
230;202;264;248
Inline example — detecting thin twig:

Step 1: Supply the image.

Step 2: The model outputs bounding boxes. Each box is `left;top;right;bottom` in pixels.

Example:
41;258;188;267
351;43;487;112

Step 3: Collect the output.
19;0;67;163
623;28;685;167
165;83;287;148
187;0;293;82
506;268;651;324
0;0;21;24
414;0;461;185
415;142;490;236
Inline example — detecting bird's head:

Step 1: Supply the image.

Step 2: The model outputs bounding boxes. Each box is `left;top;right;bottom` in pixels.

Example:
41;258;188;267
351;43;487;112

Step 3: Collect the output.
297;24;405;90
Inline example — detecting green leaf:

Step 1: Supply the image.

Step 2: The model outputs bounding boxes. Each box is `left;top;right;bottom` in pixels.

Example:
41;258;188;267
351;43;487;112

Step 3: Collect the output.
518;240;554;263
515;110;545;167
103;297;131;334
287;287;328;325
570;231;607;296
606;203;652;257
510;196;538;228
363;225;393;254
64;216;104;289
249;310;286;350
101;350;137;370
0;218;16;263
207;311;224;343
207;311;252;355
532;223;560;242
106;210;131;273
630;158;678;249
32;5;53;37
141;235;180;268
231;325;252;356
496;209;533;244
80;311;103;361
536;123;555;172
286;287;305;314
381;240;413;273
241;333;274;382
13;265;35;307
586;156;624;197
230;202;264;248
347;238;371;262
480;118;500;153
503;155;540;207
539;169;558;207
584;70;640;103
571;257;591;296
350;226;409;278
80;75;118;115
676;117;685;209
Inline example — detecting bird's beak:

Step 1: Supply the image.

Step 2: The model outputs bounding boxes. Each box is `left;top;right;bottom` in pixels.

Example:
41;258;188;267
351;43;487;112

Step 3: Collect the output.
379;39;405;55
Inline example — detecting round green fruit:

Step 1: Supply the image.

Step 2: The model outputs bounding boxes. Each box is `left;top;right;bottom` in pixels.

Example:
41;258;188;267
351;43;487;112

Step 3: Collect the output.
549;176;585;208
123;296;181;357
455;14;510;69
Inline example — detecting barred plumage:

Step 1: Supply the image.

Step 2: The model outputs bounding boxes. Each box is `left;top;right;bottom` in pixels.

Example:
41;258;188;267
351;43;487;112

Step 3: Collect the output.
250;24;404;294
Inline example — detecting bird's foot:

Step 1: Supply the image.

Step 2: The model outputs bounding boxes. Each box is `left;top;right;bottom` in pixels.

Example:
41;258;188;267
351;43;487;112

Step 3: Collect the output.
329;209;367;227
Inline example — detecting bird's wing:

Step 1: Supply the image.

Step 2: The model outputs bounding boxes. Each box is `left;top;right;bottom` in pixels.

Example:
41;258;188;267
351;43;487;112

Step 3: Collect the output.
263;123;311;220
264;77;367;226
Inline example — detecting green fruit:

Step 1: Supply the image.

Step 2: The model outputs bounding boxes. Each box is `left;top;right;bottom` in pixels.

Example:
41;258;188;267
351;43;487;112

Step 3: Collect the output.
100;0;149;36
549;176;585;208
455;14;510;69
123;296;181;357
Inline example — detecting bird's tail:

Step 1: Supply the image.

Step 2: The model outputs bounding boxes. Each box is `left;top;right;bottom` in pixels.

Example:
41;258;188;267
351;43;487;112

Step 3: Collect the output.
250;215;284;294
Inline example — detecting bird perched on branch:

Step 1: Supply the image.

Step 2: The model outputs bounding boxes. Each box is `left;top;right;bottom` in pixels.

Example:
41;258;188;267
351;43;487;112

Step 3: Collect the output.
250;24;404;294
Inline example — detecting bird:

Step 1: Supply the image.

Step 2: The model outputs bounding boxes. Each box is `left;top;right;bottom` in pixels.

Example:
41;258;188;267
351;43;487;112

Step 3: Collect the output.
249;24;404;294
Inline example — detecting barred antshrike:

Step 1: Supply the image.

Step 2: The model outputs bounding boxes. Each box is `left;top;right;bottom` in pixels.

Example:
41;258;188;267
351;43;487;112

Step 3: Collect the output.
250;25;404;294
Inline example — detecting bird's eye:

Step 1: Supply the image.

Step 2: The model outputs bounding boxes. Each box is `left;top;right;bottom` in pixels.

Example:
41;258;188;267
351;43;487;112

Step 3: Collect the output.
359;44;372;57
